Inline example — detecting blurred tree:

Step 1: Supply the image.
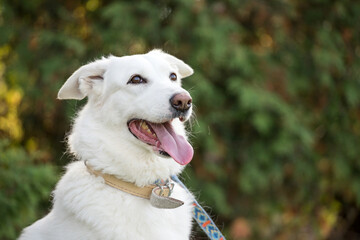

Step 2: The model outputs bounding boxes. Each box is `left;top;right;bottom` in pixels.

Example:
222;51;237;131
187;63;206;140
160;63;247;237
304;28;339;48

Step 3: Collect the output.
0;81;57;239
1;0;360;239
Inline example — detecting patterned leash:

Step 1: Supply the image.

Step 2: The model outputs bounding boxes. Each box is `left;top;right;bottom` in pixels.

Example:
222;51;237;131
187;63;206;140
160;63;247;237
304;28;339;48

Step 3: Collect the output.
171;175;226;240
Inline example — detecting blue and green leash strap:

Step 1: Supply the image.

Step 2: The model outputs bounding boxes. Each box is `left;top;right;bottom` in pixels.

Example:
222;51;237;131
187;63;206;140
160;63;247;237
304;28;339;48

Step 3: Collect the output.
171;175;226;240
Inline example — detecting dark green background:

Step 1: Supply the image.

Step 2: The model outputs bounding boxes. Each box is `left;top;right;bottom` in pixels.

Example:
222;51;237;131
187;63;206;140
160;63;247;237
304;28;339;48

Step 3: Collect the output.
1;0;360;239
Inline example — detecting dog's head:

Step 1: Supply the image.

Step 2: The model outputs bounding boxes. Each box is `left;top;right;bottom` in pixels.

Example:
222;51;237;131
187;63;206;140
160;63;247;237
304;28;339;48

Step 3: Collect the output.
58;50;194;169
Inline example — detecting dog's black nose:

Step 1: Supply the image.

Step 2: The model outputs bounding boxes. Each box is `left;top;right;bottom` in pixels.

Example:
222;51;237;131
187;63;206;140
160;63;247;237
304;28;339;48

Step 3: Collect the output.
170;93;192;112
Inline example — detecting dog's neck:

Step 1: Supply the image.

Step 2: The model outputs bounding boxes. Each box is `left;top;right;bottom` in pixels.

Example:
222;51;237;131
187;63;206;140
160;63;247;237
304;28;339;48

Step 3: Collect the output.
68;106;184;187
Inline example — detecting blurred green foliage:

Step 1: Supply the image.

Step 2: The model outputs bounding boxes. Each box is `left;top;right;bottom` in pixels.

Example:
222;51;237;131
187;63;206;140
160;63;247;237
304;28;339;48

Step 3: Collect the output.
0;140;57;239
1;0;360;239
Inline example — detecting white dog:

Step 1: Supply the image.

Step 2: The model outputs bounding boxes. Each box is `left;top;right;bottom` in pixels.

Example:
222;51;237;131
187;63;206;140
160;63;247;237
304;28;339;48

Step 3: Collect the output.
19;50;195;240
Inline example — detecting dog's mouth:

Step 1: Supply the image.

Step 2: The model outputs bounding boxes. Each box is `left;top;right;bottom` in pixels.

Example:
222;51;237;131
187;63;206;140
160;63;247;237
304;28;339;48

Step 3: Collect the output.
127;119;193;165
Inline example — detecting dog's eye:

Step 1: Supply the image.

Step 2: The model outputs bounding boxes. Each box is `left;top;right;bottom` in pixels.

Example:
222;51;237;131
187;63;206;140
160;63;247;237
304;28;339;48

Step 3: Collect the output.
169;73;177;81
128;75;147;84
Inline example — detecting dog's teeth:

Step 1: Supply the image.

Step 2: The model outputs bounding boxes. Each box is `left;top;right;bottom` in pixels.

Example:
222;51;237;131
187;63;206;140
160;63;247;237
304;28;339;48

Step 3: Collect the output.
152;133;156;137
147;129;151;134
142;122;149;130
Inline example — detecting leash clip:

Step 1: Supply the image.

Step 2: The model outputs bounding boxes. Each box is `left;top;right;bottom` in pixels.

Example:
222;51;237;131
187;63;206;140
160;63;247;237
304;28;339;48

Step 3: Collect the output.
155;179;174;197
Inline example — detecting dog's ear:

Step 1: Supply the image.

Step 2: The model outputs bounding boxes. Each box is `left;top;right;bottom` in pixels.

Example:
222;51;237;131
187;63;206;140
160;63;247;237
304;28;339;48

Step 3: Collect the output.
150;50;194;78
58;58;109;100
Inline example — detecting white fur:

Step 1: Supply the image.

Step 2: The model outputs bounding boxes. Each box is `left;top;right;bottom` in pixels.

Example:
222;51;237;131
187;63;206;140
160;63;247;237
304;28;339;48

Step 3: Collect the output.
19;50;195;240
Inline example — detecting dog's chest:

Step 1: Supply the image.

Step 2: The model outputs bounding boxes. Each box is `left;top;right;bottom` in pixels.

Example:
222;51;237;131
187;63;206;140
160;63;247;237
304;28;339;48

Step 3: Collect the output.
54;162;193;240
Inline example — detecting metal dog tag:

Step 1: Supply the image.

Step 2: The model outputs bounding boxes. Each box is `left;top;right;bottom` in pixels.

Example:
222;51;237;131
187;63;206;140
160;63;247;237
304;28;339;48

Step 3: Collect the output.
150;186;184;209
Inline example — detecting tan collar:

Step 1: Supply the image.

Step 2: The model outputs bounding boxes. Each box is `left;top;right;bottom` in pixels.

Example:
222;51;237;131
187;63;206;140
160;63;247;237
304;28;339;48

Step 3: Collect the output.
85;161;157;199
84;161;183;209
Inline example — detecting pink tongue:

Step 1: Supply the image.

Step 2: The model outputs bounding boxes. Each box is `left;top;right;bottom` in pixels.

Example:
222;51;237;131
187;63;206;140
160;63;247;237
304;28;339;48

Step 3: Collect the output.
149;122;193;165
